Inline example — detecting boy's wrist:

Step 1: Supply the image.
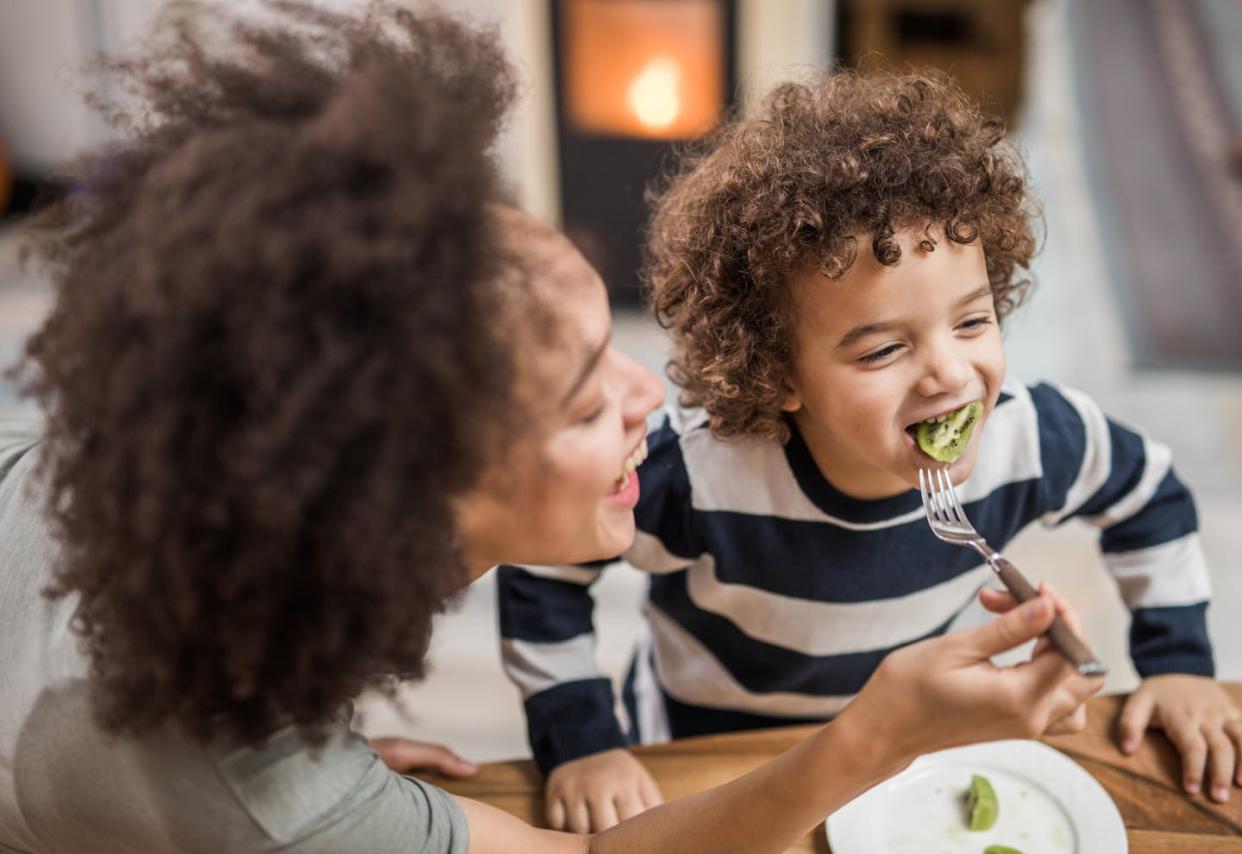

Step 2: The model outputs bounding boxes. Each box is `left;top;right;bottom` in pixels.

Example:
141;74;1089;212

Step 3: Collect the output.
532;724;629;776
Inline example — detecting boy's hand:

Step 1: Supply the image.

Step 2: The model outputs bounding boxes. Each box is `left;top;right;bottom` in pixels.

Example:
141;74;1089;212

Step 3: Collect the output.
544;747;664;832
369;736;480;778
1118;675;1242;803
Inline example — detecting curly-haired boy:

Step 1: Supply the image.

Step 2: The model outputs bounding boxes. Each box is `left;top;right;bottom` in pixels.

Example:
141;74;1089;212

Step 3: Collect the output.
498;71;1240;831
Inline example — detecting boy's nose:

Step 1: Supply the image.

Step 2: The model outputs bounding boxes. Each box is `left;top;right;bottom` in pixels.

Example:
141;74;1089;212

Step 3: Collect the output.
915;341;972;397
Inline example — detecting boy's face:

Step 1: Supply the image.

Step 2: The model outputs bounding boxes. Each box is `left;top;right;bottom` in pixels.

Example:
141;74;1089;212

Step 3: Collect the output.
782;226;1005;499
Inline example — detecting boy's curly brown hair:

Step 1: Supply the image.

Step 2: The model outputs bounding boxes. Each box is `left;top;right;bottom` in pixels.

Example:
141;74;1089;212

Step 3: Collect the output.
14;1;518;743
646;70;1040;442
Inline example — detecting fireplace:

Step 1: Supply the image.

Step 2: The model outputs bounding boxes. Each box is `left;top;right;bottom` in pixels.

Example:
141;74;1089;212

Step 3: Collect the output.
551;0;738;305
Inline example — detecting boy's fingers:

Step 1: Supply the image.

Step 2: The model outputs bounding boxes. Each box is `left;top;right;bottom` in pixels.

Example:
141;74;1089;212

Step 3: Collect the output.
546;795;566;831
1202;724;1232;804
1118;690;1156;754
589;794;620;831
614;789;646;822
567;799;592;834
1227;718;1242;785
1205;725;1235;802
963;596;1055;658
640;775;664;808
1166;719;1208;795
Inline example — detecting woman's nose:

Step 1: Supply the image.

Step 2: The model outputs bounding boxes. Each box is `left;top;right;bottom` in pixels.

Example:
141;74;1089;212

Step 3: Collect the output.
915;338;972;397
621;354;665;425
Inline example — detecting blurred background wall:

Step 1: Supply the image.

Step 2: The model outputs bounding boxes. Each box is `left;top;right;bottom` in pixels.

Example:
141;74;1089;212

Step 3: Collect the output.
1;0;1239;762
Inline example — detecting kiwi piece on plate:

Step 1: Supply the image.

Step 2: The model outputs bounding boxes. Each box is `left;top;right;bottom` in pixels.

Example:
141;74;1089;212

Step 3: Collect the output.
965;773;999;831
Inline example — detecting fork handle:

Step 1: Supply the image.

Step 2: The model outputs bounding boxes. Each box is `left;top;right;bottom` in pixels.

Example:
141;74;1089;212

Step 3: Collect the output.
989;554;1108;678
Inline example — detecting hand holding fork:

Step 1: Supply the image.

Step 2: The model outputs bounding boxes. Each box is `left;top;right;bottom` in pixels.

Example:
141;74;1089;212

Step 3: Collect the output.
919;467;1108;678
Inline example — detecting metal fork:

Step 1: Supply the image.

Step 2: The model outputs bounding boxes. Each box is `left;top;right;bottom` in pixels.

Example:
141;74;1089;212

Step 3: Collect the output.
919;468;1108;677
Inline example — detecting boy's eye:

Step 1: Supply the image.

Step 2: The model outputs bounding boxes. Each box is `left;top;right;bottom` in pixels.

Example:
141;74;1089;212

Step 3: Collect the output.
858;344;902;365
959;316;994;331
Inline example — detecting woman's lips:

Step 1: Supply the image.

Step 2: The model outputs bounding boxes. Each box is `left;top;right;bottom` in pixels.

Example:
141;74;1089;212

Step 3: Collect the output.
611;436;649;491
604;469;641;508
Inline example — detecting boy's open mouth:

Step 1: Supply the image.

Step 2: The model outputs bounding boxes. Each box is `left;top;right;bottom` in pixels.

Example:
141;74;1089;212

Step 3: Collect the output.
905;401;983;464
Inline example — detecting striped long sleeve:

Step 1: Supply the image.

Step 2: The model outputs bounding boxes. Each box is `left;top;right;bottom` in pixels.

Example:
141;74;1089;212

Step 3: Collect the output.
1026;382;1213;676
496;413;700;773
496;561;622;774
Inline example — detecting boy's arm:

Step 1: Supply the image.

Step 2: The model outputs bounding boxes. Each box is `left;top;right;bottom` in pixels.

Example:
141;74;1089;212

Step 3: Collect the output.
1031;383;1213;676
497;561;626;772
498;561;665;832
497;416;701;827
1030;384;1240;801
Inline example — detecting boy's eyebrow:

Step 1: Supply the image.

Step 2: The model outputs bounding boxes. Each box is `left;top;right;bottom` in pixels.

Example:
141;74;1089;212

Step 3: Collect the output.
835;284;995;349
957;284;995;306
835;322;896;349
560;332;611;408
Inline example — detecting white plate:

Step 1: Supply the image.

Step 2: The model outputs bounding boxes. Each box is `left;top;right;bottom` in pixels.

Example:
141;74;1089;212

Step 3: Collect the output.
826;740;1127;854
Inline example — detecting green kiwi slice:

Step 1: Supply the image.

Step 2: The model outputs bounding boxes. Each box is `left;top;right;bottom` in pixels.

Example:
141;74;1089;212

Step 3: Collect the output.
965;773;999;831
983;847;1025;854
915;401;983;463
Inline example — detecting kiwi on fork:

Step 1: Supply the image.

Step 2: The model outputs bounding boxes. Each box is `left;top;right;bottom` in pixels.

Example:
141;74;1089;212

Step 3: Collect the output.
914;401;983;463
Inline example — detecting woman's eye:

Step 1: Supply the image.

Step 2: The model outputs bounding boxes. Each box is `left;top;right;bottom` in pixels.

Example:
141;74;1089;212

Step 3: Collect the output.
578;403;606;425
858;344;902;365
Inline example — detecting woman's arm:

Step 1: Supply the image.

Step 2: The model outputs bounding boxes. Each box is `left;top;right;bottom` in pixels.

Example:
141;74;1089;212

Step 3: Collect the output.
460;590;1103;854
457;707;889;854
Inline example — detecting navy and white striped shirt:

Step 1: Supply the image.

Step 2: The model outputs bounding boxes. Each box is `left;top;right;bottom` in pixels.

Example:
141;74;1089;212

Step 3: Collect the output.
498;381;1214;774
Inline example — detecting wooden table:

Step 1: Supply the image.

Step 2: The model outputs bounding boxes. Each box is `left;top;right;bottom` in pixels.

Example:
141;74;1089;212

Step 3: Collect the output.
434;684;1242;852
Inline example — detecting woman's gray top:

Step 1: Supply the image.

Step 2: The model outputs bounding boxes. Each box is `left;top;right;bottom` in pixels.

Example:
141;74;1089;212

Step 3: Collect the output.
0;421;469;853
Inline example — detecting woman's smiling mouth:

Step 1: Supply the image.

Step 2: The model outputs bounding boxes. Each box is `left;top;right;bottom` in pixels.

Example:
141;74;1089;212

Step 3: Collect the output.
610;436;648;494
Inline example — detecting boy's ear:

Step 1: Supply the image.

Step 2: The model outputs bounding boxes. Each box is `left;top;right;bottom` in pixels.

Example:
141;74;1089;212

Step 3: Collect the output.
780;383;802;413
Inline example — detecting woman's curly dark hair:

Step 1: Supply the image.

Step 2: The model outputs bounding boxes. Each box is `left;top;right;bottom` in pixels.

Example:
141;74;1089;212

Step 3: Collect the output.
646;70;1041;441
13;1;518;743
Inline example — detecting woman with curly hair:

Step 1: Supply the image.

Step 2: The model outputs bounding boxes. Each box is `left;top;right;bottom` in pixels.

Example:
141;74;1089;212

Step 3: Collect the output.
0;5;1101;852
499;70;1237;831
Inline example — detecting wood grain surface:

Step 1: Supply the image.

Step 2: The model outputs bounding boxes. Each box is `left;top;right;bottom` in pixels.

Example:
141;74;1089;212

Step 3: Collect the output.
433;684;1242;852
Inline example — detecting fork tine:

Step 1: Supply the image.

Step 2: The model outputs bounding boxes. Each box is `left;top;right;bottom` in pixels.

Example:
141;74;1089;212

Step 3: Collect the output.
933;469;953;523
940;469;971;528
919;468;943;524
933;469;952;522
931;469;951;523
